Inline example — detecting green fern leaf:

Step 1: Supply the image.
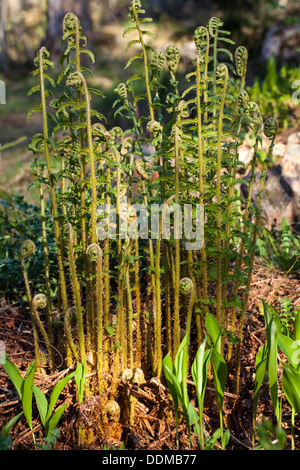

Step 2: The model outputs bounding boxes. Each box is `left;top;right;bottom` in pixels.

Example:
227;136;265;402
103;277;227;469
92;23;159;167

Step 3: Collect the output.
125;39;141;52
27;104;42;121
124;53;143;69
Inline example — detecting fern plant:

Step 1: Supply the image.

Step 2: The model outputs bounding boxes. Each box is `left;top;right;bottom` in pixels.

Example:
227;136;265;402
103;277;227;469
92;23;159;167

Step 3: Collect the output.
15;1;279;445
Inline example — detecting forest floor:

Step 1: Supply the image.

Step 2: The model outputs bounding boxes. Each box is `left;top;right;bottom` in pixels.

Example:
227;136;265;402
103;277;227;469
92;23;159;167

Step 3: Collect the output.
1;258;300;451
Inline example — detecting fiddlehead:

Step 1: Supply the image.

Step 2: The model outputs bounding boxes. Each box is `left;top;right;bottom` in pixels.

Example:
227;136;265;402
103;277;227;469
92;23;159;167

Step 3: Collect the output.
20;239;36;259
235;46;248;86
166;45;180;73
208;17;223;37
135;158;149;180
194;26;209;59
264;117;278;139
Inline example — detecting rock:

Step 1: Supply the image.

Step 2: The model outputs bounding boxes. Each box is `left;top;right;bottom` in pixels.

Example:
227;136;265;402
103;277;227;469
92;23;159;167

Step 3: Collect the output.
240;131;300;231
261;20;300;63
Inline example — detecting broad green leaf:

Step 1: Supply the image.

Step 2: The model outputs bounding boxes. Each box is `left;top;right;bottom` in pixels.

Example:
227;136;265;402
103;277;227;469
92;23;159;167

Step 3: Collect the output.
46;404;67;435
205;313;221;353
1;356;24;400
0;412;23;438
174;333;189;382
166;367;186;410
187;402;200;435
191;336;212;421
282;362;300;418
162;354;178;415
126;73;144;84
174;334;189;411
267;318;280;421
278;334;299;369
46;371;75;422
74;361;86;403
141;30;156;38
133;93;147;106
21;359;36;429
253;343;268;423
33;385;48;427
210;348;227;418
221;429;230;449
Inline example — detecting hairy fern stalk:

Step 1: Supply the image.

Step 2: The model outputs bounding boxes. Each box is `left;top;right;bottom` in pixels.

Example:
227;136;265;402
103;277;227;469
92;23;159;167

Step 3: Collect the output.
23;0;277;419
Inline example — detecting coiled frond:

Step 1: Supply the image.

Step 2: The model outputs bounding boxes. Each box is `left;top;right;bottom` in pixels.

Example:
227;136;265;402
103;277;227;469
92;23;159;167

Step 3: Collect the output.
216;63;228;88
115;82;129;102
32;293;47;310
166;44;180;72
151;50;165;73
179;277;194;296
245;101;262;124
121;136;135;156
106;400;121;423
86;243;103;263
264;117;278;138
208;17;223;37
135;158;149;180
235;46;248;79
194;26;209;57
20;240;36;259
146;120;163;136
237;89;250;114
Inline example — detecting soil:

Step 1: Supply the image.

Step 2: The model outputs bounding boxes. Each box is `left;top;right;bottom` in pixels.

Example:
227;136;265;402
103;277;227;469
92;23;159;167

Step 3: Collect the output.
0;258;300;451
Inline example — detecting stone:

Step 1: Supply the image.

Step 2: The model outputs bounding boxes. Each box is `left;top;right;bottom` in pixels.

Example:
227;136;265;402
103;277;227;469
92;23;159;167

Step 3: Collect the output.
261;20;300;63
240;131;300;231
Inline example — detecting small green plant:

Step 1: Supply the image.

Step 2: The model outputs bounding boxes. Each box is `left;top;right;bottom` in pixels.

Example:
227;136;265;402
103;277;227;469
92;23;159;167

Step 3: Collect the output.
246;55;300;130
0;195;57;299
253;300;300;449
0;412;23;450
255;417;286;450
163;312;228;449
3;0;281;446
1;355;75;443
35;428;61;450
256;217;300;274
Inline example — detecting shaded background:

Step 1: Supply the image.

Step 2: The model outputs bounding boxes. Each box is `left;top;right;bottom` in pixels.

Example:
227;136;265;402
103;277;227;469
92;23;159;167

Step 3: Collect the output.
0;0;300;198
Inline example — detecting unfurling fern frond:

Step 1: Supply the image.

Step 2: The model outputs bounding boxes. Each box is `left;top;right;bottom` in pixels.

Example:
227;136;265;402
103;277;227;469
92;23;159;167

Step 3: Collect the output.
194;26;209;58
208;17;223;37
235;46;248;81
264;117;278;139
166;45;180;73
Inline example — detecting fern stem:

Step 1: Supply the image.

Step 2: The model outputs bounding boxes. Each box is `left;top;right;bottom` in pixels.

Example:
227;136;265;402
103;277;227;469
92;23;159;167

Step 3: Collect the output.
195;56;208;331
173;126;181;357
216;66;228;331
39;47;70;365
132;6;154;121
66;223;86;365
